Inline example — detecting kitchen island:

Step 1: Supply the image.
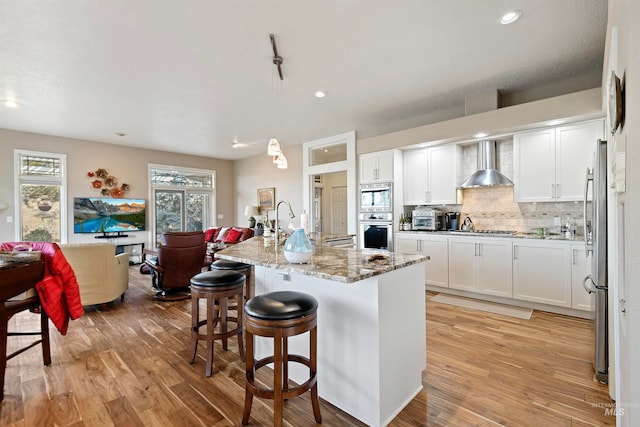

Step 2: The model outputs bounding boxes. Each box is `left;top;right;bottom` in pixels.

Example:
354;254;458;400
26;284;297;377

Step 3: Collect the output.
216;236;427;427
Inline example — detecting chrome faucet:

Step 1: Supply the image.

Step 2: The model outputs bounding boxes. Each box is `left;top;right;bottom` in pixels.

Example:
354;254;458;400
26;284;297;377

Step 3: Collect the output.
275;200;296;246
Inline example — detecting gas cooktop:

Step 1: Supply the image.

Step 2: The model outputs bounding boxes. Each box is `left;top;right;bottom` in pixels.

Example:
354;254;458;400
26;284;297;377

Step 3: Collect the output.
448;230;517;236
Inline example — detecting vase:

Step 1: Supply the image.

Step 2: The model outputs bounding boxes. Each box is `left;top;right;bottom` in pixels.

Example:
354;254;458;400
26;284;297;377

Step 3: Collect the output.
283;228;313;264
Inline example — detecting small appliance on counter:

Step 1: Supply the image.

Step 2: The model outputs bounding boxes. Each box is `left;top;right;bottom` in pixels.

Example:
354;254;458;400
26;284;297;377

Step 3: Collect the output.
444;212;460;230
411;207;443;230
461;216;475;231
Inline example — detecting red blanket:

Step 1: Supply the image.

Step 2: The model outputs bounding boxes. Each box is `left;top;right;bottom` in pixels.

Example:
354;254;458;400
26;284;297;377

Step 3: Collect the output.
1;242;84;334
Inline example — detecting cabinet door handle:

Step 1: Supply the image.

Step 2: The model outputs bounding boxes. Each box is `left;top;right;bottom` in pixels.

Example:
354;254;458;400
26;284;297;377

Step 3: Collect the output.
572;248;576;265
513;246;517;260
478;243;482;257
551;184;555;198
556;184;560;198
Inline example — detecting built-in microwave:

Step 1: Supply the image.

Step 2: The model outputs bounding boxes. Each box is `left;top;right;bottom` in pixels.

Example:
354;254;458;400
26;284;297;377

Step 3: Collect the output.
360;183;392;212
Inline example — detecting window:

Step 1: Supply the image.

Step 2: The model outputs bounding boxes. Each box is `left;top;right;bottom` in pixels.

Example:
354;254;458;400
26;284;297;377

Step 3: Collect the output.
14;150;67;243
149;165;216;246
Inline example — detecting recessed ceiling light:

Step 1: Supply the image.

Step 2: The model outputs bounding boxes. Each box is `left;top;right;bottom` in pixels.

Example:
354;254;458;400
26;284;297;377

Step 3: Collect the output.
115;132;127;137
474;132;489;138
4;100;18;108
499;10;522;25
315;91;326;98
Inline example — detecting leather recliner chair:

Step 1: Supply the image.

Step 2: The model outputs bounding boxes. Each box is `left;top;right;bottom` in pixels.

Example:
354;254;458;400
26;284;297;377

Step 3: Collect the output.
144;231;207;301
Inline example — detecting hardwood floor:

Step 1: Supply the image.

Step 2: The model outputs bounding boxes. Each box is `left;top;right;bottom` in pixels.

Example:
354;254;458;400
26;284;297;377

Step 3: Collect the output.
1;267;614;426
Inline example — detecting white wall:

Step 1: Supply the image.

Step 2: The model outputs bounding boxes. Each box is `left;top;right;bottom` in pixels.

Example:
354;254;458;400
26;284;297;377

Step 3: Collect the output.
608;0;640;424
0;129;235;247
233;144;304;230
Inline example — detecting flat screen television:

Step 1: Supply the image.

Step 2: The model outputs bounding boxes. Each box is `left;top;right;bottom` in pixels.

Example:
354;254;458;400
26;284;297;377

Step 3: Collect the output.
74;197;146;235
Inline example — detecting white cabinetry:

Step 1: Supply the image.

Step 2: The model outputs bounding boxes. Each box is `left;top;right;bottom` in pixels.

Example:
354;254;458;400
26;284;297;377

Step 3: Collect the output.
513;120;603;202
395;233;448;287
571;245;594;311
448;237;512;297
403;144;461;205
512;241;572;308
359;150;394;183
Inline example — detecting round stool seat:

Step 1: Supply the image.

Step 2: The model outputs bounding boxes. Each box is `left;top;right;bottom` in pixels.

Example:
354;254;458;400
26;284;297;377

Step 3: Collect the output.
191;271;245;288
210;259;252;270
245;291;318;321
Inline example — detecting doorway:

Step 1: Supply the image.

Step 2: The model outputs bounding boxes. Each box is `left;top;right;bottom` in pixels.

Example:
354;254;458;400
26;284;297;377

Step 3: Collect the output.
311;172;348;234
302;131;356;235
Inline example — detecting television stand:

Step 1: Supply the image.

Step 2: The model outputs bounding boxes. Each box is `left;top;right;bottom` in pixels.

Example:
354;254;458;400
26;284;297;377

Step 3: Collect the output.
115;242;145;265
95;232;129;239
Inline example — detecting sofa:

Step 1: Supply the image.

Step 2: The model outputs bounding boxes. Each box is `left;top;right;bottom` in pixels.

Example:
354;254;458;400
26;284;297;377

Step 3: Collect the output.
204;226;254;244
60;243;129;307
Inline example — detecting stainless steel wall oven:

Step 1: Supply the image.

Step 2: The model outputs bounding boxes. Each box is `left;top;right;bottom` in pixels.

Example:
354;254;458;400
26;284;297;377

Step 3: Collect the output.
359;212;393;251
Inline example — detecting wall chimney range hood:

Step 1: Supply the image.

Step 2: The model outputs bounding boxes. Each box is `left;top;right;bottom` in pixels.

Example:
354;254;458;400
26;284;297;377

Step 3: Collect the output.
459;140;513;188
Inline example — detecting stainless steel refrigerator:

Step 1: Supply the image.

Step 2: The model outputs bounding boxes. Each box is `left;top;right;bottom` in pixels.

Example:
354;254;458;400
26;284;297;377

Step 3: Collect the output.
583;139;608;384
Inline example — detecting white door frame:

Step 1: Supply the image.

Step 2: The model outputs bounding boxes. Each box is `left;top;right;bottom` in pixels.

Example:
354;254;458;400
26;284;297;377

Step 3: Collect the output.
302;131;356;235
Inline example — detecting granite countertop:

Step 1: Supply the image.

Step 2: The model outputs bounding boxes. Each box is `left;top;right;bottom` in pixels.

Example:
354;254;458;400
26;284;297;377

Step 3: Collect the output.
396;229;585;241
215;236;427;283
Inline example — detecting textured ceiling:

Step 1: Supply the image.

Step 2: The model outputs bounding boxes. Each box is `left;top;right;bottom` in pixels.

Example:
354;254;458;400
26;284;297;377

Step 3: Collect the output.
0;0;607;160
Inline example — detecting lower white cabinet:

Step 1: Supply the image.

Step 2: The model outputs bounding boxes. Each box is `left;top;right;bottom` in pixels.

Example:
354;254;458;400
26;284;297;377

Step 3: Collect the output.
571;245;594;311
395;233;448;287
512;241;572;308
395;233;593;313
448;238;513;297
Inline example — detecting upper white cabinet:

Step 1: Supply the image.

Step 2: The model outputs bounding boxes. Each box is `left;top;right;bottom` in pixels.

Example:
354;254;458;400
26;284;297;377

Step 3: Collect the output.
359;150;394;183
513;120;603;202
448;237;513;297
395;233;448;287
403;144;462;205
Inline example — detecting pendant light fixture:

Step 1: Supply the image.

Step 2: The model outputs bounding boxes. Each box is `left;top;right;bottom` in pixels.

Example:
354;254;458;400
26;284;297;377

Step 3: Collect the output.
267;137;281;156
265;34;287;168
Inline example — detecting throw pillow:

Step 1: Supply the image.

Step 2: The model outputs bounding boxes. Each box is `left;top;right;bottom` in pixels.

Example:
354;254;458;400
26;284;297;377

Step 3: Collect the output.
205;227;219;242
223;228;242;243
214;227;230;242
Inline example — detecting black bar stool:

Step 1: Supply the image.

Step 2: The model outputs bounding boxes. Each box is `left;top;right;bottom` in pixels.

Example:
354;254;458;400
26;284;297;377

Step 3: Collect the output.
189;270;245;377
209;259;255;302
242;291;321;426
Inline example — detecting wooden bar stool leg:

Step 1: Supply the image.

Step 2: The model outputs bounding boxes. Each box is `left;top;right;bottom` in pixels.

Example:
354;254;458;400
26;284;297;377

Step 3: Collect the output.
282;336;289;393
274;330;284;427
242;328;254;425
220;296;228;351
310;326;321;423
189;292;199;363
237;293;245;361
205;293;215;377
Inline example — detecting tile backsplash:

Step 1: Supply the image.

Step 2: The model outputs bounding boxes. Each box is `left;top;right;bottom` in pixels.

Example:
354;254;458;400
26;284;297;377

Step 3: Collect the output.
454;186;586;234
